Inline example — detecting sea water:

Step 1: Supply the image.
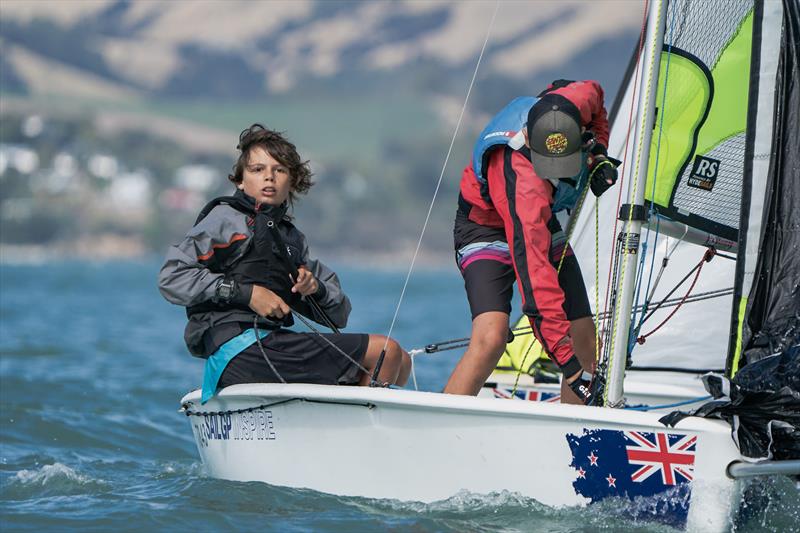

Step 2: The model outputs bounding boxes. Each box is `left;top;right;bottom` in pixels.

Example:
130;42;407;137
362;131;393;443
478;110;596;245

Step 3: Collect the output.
1;260;797;532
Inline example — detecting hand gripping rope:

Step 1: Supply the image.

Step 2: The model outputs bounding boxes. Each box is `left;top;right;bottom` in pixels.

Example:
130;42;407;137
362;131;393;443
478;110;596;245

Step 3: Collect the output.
251;219;351;385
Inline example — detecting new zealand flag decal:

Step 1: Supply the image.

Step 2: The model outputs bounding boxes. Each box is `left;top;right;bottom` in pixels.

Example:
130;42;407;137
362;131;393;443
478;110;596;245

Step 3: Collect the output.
566;429;697;528
491;388;560;402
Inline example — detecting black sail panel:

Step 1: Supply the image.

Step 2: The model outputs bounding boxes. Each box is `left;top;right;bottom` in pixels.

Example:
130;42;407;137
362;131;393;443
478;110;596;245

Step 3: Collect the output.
729;0;800;372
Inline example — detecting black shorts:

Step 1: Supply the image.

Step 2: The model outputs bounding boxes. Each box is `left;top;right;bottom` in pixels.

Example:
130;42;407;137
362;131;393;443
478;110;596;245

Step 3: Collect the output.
219;329;369;388
454;213;591;321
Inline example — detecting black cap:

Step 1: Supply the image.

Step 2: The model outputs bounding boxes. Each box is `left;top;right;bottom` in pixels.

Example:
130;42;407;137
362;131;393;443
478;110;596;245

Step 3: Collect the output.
527;95;583;179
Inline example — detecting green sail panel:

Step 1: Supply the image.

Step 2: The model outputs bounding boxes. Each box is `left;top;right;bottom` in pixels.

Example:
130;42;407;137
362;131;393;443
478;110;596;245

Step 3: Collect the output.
645;0;754;242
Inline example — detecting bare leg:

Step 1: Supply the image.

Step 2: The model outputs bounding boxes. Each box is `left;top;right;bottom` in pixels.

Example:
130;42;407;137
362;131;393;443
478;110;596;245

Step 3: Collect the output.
443;311;510;396
359;334;410;386
560;316;598;404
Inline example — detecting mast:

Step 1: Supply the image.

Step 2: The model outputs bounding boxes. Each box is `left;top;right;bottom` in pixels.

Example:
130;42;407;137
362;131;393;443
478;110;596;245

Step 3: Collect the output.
604;0;667;407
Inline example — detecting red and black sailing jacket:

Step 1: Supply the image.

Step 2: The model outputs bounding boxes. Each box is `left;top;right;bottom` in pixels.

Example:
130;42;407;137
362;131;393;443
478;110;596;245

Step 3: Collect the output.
457;80;610;375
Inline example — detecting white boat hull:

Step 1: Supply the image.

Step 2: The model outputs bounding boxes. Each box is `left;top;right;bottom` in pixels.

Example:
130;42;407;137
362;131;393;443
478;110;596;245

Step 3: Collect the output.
181;383;742;531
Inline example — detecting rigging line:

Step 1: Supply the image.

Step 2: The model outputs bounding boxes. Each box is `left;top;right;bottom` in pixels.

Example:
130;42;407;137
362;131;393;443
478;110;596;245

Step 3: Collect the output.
413;287;733;355
431;286;733;347
638;218;661;316
595;196;600;373
601;0;650;327
409;352;419;391
254;315;287;384
292;311;374;381
639;248;714;332
646;224;688;304
634;0;678;342
509;327;539;396
638;250;711;326
600;233;624;370
630;239;650;333
379;1;500;354
636;254;708;343
266;220;340;333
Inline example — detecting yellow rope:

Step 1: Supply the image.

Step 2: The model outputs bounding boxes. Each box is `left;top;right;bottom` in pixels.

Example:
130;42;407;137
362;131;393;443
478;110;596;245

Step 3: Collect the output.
595;197;601;366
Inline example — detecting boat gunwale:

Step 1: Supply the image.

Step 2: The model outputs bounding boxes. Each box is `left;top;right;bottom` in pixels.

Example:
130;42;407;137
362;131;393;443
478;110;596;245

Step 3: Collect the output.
180;383;732;436
488;369;710;398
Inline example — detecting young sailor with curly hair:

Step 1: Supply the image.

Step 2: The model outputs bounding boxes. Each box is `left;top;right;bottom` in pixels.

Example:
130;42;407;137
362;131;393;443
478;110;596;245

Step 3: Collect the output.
159;124;410;402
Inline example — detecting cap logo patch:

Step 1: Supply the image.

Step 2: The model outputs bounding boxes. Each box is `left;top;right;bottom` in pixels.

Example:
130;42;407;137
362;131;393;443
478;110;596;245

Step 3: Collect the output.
545;132;568;154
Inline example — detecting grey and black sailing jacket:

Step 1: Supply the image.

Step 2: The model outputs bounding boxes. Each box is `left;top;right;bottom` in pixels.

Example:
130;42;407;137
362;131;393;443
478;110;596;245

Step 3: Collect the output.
158;191;351;358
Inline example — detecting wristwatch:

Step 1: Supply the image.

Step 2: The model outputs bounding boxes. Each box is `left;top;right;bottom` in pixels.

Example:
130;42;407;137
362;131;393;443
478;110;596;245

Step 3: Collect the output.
213;278;238;304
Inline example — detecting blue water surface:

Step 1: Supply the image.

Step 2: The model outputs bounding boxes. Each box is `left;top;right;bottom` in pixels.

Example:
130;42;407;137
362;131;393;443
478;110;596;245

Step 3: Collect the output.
0;260;797;532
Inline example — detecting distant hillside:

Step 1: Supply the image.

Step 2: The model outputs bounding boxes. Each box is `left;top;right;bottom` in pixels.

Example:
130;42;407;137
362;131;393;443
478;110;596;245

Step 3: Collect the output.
0;0;643;260
1;0;641;107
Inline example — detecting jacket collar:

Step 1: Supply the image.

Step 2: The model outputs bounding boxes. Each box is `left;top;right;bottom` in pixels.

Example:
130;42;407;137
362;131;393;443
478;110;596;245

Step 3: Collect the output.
233;189;288;221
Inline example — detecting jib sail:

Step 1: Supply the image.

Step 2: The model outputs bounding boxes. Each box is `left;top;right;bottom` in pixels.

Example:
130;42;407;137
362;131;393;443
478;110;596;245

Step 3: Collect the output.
728;0;800;374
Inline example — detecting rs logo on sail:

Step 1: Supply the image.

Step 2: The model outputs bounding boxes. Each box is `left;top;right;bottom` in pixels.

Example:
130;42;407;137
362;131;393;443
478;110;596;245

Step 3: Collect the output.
687;155;720;191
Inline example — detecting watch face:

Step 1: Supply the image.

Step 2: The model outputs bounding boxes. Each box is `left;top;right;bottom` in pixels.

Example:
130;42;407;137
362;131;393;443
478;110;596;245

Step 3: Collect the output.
217;280;235;302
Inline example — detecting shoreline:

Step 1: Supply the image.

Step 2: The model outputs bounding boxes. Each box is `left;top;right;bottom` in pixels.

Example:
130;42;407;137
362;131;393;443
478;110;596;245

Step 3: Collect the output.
0;241;455;271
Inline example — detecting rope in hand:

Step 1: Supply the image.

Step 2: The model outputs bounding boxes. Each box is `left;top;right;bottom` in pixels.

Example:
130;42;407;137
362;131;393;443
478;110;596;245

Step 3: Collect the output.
253;309;379;387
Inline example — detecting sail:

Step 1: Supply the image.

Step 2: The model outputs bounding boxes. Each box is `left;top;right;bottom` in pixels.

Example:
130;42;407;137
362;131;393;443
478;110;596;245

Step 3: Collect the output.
496;315;550;377
644;0;755;243
566;0;785;373
494;0;788;376
729;0;800;372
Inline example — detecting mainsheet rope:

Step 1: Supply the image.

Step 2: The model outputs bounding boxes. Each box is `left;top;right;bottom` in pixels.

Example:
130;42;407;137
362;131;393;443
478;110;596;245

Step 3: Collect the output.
253;311;374;386
383;1;501;389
